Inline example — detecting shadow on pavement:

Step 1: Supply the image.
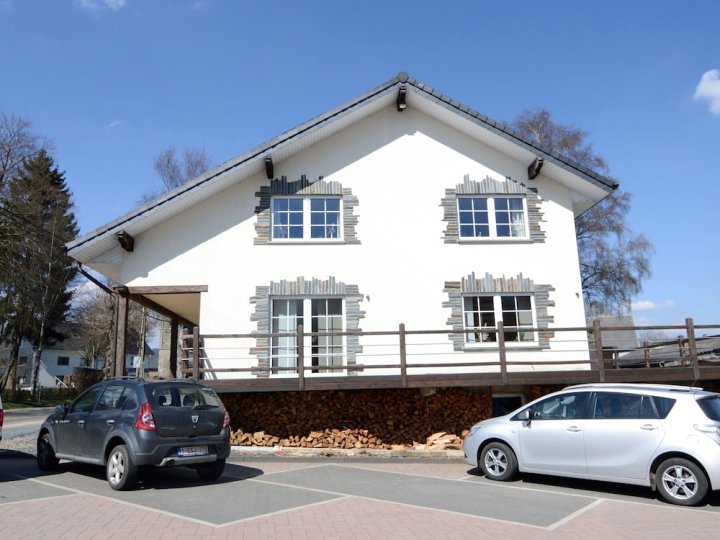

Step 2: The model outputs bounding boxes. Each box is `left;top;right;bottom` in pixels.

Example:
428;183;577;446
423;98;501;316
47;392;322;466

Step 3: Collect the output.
465;466;720;508
0;449;264;491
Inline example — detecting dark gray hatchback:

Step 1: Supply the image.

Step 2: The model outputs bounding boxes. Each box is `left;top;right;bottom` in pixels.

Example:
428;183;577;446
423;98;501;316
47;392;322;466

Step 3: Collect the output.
37;379;231;490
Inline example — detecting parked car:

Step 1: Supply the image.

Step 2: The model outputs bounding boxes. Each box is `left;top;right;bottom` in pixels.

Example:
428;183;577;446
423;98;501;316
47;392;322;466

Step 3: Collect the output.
463;383;720;506
37;378;231;490
0;394;3;442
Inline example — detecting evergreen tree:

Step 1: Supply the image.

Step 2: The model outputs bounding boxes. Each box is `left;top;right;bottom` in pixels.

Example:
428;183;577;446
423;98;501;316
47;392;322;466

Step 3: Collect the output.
0;150;78;393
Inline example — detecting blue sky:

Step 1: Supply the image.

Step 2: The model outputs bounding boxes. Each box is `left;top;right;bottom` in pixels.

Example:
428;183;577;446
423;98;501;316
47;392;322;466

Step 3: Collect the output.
1;0;718;327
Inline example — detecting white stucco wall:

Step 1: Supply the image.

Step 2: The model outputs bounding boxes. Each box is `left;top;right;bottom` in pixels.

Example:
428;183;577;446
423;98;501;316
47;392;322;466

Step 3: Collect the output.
119;106;591;378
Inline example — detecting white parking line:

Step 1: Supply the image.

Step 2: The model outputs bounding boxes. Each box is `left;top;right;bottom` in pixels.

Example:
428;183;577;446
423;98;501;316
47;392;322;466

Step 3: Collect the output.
547;498;605;530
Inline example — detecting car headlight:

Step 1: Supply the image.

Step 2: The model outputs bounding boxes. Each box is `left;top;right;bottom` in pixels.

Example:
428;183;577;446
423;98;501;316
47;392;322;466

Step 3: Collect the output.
466;424;483;438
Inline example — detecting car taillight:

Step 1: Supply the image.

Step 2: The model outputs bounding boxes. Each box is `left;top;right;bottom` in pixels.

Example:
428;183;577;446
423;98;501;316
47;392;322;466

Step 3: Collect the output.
134;402;156;431
0;408;4;427
222;409;230;429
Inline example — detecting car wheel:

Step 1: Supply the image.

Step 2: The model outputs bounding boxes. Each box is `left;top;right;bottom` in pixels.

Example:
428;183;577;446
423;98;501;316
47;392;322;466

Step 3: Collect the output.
196;459;225;481
480;442;518;481
36;433;59;471
106;445;138;491
656;458;708;506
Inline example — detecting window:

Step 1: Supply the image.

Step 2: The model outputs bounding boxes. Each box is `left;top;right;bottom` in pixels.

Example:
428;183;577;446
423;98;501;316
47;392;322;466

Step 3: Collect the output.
593;392;657;419
463;294;534;344
458;196;527;239
69;386;102;414
270;297;344;374
271;197;341;240
57;356;70;366
529;392;590;420
96;385;129;411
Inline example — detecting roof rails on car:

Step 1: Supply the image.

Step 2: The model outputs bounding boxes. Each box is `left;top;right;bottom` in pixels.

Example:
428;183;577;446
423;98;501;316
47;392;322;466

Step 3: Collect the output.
565;383;704;392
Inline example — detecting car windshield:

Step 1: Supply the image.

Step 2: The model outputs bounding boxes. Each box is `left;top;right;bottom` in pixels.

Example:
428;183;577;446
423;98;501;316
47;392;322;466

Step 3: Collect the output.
696;396;720;421
145;384;223;409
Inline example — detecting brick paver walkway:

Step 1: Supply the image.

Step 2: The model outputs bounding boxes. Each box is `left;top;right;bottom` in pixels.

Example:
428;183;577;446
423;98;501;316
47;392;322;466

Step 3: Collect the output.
2;457;720;539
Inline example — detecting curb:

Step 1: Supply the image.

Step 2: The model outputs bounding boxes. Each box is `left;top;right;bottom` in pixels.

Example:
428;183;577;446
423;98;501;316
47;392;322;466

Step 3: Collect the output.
230;445;465;461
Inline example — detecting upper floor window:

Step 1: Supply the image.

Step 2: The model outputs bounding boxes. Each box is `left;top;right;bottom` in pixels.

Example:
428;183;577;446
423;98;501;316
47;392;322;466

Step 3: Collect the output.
57;356;70;366
271;197;341;240
463;294;535;344
458;196;527;239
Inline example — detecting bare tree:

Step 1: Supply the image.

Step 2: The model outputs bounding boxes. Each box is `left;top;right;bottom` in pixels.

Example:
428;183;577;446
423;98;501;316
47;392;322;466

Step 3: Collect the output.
153;146;210;192
512;108;653;316
0;113;49;193
149;145;211;378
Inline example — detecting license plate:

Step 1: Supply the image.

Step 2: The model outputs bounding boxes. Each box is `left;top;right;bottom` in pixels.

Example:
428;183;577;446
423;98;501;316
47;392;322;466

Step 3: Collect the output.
178;446;208;457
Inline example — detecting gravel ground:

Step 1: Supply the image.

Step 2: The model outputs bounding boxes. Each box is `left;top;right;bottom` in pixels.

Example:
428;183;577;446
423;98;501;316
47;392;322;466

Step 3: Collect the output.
0;435;36;455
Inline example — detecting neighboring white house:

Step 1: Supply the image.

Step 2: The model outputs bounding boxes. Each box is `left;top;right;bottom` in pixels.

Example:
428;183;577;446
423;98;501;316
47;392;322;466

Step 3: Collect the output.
0;323;157;388
65;73;616;383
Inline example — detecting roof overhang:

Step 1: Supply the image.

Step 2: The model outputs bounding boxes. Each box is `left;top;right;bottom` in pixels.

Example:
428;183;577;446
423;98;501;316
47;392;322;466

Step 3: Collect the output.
67;72;617;280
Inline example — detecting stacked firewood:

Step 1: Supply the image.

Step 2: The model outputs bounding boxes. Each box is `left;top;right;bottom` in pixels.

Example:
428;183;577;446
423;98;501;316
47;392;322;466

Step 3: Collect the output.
229;426;472;450
223;387;491;449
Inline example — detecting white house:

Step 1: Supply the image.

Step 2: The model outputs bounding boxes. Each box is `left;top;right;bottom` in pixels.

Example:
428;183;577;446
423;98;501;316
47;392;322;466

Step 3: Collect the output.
66;73;616;389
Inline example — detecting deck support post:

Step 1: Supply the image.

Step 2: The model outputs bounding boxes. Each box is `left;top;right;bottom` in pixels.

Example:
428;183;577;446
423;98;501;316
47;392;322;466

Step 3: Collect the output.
399;323;407;388
686;318;700;381
192;326;200;380
113;287;130;378
498;322;508;383
297;324;305;390
593;319;605;382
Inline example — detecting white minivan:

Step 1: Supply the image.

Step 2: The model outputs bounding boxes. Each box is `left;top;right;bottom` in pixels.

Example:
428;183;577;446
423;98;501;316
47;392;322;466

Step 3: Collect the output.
463;383;720;505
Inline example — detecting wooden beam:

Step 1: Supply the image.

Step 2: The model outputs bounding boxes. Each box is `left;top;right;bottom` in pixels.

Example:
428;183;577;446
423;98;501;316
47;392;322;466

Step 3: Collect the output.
117;231;135;252
170;318;178;378
126;285;208;295
528;157;544;179
128;294;195;328
114;287;129;378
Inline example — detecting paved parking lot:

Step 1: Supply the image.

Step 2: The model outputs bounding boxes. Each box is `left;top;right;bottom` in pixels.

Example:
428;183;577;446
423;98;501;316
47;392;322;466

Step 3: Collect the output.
2;450;720;539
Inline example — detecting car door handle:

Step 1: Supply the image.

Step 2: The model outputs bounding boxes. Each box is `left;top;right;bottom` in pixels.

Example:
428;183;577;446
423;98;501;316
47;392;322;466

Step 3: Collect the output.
640;424;658;430
106;420;115;425
566;426;582;432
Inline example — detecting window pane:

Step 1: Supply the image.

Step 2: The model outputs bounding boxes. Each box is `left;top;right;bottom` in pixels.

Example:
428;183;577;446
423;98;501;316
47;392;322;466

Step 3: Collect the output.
289;199;303;210
273;198;288;211
479;297;494;310
495;197;508;210
326;199;340;211
497;225;510;237
275;212;288;225
458;198;472;210
475;225;489;237
288;226;303;238
508;198;523;210
310;198;324;211
311;226;325;238
495;212;509;224
501;296;515;310
474;198;488;210
311;213;324;225
460;225;474;237
289;213;303;225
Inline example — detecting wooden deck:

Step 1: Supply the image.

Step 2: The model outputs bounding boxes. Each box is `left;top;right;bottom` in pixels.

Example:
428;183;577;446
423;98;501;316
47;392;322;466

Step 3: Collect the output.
172;318;720;393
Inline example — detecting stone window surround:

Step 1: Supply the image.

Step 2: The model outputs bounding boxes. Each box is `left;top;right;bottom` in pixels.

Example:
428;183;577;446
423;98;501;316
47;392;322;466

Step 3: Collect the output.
443;272;555;351
250;277;365;378
254;175;360;245
441;174;546;243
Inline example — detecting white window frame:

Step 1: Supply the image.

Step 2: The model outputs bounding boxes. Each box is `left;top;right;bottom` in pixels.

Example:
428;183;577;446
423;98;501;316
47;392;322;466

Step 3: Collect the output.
270;196;343;242
270;296;346;376
462;294;537;348
457;195;528;241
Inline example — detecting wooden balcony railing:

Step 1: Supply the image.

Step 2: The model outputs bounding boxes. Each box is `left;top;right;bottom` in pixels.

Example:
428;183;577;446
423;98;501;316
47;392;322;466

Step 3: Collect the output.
175;318;720;392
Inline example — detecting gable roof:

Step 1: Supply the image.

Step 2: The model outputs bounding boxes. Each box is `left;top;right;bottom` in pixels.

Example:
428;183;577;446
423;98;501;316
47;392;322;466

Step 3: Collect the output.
67;72;617;277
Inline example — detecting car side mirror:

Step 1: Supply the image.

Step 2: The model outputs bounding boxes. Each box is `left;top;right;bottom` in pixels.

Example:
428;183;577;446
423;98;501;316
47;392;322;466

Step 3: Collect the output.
55;404;68;416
